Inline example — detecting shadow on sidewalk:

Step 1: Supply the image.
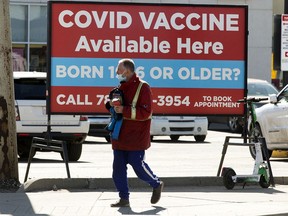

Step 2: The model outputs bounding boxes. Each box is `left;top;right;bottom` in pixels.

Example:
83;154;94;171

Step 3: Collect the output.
118;206;166;215
0;192;48;216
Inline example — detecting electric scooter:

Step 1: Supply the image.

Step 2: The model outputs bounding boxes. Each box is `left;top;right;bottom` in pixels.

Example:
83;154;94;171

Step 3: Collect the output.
221;138;271;189
217;97;274;190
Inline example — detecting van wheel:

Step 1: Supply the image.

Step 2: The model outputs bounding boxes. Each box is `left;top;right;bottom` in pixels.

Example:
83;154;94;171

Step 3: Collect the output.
62;143;82;161
170;135;180;141
194;135;206;142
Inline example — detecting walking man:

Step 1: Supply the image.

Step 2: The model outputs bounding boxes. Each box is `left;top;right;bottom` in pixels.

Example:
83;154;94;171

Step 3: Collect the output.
106;58;164;207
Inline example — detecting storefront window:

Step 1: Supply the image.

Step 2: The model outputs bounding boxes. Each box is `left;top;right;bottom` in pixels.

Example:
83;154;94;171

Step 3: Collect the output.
30;5;47;42
12;46;28;71
29;45;47;71
10;5;28;42
10;4;47;72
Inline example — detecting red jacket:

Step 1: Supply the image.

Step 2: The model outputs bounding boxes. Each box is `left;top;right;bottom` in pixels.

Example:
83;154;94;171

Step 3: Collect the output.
112;73;152;151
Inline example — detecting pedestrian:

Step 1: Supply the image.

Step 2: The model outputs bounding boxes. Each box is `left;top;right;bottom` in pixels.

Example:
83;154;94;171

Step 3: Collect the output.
106;58;164;207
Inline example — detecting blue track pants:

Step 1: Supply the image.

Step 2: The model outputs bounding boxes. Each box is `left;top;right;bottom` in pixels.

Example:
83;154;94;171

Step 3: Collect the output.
112;150;161;200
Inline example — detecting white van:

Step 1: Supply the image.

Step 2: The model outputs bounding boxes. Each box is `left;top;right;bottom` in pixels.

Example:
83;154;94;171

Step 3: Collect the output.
88;114;208;142
14;71;89;161
150;116;208;142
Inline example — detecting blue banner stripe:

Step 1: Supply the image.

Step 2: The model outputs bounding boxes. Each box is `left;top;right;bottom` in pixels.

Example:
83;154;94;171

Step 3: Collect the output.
51;58;245;89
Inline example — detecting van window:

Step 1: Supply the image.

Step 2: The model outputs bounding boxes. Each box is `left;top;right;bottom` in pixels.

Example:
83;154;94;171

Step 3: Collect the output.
14;79;46;100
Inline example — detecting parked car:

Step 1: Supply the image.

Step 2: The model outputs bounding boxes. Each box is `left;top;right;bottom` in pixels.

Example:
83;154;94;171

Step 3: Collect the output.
208;78;279;132
89;115;208;142
251;84;288;159
150;116;208;142
14;71;89;161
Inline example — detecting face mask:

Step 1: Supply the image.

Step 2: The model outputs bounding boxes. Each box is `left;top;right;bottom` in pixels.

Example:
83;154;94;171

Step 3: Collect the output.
116;73;126;82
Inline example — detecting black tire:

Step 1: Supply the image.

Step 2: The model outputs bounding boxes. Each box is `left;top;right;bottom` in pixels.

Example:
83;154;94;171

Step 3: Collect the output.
170;135;180;141
194;135;206;142
248;125;272;160
228;117;242;133
17;138;34;159
62;143;82;161
150;136;154;141
105;136;111;143
223;168;236;190
259;174;270;188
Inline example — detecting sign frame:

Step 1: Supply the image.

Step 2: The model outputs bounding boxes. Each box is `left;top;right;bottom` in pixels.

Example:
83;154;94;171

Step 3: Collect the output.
281;14;288;71
47;1;248;116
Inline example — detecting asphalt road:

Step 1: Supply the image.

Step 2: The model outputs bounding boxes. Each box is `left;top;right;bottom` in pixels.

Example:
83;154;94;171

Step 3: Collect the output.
18;124;288;184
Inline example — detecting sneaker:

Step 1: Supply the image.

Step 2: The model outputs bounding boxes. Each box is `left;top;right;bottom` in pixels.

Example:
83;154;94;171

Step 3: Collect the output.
110;198;130;207
151;181;164;204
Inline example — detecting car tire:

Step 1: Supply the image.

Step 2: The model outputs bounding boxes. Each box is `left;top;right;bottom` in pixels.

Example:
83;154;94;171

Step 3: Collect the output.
105;136;111;143
62;142;82;161
170;135;180;141
248;124;272;160
228;117;242;133
17;138;35;159
194;135;206;142
249;143;272;160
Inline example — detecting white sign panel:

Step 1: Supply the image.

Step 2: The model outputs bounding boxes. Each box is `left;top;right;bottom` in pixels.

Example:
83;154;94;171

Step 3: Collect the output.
281;14;288;71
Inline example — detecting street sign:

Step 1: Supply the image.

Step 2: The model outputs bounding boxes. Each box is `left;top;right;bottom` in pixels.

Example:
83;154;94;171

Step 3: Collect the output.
281;14;288;71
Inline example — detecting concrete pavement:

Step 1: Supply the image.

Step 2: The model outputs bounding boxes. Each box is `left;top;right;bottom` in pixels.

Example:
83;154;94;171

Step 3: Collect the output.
2;129;288;216
1;185;288;216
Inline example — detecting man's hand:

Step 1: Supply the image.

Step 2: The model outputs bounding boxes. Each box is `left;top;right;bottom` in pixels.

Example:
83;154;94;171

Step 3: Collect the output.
114;105;123;113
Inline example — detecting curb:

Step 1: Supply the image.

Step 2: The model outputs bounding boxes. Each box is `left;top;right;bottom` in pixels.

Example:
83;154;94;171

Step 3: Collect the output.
18;176;288;192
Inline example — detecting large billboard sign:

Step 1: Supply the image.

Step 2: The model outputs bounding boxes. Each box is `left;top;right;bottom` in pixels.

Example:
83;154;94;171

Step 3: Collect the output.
48;1;248;115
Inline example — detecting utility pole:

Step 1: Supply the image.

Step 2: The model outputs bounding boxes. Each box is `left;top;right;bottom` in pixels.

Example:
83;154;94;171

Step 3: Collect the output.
0;0;19;186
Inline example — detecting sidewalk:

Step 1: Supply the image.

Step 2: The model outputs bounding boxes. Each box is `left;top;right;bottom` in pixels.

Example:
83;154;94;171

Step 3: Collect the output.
3;131;288;215
1;185;288;216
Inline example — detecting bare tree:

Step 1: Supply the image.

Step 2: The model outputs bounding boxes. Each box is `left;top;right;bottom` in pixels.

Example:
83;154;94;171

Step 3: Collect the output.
0;0;19;186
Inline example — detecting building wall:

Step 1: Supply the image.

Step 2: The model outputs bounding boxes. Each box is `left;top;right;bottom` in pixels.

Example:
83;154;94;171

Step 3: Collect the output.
274;0;284;14
10;0;274;81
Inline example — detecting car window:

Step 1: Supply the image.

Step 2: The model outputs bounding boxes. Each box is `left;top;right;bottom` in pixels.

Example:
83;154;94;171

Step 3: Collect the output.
248;83;278;96
278;87;288;103
14;78;46;100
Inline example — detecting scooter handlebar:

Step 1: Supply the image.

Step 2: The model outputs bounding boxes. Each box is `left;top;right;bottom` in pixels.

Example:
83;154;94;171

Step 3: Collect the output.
238;97;268;103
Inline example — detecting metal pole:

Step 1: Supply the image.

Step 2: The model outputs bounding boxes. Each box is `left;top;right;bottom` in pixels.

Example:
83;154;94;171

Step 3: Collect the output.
285;0;288;13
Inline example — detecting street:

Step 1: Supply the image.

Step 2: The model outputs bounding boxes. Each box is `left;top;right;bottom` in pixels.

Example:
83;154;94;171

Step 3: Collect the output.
18;125;288;184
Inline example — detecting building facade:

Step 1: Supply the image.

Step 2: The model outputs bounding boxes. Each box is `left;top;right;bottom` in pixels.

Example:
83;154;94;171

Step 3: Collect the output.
10;1;47;72
10;0;275;81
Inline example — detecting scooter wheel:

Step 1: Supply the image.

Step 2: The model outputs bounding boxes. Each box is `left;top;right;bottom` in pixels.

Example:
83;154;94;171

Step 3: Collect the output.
223;168;236;190
259;175;270;188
